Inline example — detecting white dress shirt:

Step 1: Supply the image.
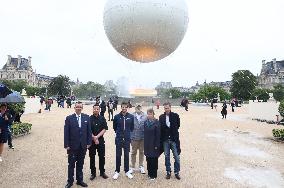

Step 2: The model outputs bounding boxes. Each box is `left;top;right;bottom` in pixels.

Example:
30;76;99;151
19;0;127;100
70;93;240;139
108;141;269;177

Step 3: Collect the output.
76;114;81;128
166;115;170;128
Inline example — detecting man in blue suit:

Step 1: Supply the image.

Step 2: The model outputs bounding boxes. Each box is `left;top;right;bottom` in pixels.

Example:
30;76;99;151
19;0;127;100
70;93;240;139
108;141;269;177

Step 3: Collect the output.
64;102;92;188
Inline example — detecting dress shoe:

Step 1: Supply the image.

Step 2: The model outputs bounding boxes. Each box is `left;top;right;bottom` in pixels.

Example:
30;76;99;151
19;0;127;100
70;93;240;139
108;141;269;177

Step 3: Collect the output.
166;172;171;179
76;181;88;187
100;173;109;179
175;173;181;180
90;174;96;181
65;182;73;188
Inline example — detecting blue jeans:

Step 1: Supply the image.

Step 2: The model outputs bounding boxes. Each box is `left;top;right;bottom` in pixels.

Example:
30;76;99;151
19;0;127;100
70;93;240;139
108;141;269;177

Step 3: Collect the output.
163;140;180;174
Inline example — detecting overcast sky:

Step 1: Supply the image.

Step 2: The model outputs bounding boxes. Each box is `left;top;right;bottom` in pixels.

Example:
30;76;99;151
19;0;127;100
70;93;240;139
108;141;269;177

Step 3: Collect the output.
0;0;283;89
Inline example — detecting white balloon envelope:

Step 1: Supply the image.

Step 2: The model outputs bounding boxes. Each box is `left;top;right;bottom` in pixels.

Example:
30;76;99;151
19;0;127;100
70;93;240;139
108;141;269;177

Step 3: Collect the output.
103;0;189;63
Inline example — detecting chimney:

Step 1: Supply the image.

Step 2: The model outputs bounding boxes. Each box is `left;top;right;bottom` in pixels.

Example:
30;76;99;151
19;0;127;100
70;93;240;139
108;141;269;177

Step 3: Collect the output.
273;58;277;72
28;56;32;67
17;55;22;69
7;55;12;65
261;60;266;73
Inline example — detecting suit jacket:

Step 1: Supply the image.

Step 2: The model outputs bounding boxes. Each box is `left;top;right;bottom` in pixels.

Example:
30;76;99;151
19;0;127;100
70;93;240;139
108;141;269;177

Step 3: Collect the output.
159;111;181;155
64;113;92;151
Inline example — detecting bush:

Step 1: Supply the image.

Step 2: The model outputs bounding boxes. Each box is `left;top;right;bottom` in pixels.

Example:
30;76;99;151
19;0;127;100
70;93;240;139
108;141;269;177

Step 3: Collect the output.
278;100;284;117
11;122;32;137
8;103;25;114
272;129;284;140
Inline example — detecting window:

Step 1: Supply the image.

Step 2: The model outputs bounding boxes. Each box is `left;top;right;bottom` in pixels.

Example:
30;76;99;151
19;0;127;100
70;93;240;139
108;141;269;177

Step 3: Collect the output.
19;74;21;78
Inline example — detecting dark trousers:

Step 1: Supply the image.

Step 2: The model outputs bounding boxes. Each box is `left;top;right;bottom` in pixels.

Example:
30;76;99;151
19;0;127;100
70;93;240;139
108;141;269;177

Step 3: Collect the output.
108;110;113;121
67;147;87;183
115;140;130;173
7;125;13;147
146;157;158;178
89;143;105;175
100;111;105;117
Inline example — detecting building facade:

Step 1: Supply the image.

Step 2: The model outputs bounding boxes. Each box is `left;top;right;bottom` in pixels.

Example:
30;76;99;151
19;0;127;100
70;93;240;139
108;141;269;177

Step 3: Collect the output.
258;58;284;89
0;55;53;88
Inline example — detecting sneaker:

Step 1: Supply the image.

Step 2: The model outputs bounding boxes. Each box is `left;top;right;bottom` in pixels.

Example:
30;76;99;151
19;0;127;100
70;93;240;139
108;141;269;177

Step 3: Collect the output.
113;172;120;180
139;166;145;174
9;146;14;149
150;178;156;181
125;171;134;179
0;157;2;162
129;168;134;174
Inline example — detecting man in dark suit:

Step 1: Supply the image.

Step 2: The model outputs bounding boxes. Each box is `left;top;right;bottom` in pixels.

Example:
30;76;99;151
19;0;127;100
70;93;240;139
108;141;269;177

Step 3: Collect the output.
64;102;92;188
159;102;181;180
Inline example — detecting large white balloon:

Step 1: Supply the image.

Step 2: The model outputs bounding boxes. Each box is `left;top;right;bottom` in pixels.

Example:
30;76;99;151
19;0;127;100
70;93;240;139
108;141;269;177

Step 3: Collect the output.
103;0;189;63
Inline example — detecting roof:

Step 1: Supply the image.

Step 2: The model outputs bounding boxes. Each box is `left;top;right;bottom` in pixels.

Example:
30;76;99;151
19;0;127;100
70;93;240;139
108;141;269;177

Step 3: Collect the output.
262;60;284;75
2;58;29;70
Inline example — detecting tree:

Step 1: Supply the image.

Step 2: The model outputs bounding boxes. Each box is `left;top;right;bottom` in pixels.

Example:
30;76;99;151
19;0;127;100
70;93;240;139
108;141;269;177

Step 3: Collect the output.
72;82;106;98
47;75;71;96
273;84;284;102
251;88;270;101
167;88;182;99
0;79;28;92
230;70;257;101
190;85;231;102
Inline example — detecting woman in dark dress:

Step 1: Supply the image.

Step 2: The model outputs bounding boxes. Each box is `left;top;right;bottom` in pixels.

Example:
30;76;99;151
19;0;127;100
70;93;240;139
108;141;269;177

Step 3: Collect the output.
144;108;161;180
0;103;10;162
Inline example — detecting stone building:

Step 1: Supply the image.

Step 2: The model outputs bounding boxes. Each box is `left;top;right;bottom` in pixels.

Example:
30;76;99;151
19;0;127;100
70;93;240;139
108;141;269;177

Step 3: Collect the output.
0;55;53;88
258;58;284;89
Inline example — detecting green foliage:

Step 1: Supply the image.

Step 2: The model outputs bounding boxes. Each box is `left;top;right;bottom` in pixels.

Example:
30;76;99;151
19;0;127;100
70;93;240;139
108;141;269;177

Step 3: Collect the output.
278;100;284;117
73;82;106;98
48;75;71;96
273;84;284;102
167;88;182;99
11;122;32;137
8;103;25;114
25;86;46;96
251;88;271;101
191;85;231;102
272;129;284;140
230;70;257;100
0;79;28;92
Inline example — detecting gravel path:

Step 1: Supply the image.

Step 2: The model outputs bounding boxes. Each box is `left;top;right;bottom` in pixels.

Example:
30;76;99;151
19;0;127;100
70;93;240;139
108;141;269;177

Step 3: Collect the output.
0;104;283;188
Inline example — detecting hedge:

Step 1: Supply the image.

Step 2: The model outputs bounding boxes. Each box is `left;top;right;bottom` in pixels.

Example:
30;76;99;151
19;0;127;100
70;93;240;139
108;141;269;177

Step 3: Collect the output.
11;123;32;137
272;129;284;140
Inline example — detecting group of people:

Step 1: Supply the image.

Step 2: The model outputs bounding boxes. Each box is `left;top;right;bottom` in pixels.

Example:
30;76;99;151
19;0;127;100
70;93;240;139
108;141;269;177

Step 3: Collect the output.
0;103;17;162
64;101;181;188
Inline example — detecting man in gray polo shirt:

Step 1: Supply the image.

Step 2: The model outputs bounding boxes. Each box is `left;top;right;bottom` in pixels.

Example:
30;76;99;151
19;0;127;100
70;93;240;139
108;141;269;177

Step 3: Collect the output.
130;105;147;174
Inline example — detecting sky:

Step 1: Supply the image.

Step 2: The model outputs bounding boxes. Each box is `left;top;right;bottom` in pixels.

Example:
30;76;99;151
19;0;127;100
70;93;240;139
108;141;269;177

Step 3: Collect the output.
0;0;283;89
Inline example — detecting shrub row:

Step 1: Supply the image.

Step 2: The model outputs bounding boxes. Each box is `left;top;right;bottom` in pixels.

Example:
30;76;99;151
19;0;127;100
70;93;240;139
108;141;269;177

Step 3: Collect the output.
11;123;32;137
272;129;284;140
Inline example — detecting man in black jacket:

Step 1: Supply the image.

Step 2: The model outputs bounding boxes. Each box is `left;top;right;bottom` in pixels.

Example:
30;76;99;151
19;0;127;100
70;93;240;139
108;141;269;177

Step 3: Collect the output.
159;102;181;180
89;104;109;180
